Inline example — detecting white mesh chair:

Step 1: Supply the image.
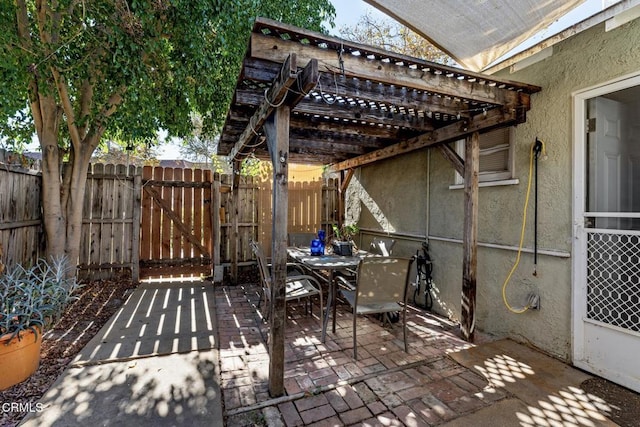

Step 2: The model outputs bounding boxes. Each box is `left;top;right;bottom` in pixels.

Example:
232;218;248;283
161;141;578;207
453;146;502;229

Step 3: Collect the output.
251;241;323;321
369;238;396;256
336;257;413;360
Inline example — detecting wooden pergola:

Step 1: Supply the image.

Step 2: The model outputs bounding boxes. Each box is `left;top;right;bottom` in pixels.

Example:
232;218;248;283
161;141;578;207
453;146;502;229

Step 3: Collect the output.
217;17;541;396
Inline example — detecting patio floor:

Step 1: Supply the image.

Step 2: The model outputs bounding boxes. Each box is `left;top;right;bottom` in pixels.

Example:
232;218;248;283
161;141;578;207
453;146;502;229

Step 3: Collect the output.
215;281;620;427
18;277;628;426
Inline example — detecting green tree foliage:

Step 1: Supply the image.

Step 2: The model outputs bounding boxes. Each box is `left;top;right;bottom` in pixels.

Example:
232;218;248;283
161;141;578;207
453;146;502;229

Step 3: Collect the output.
339;11;452;65
0;0;335;270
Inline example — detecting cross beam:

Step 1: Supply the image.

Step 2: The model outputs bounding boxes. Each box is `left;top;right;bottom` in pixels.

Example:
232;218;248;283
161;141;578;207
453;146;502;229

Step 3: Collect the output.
330;107;516;171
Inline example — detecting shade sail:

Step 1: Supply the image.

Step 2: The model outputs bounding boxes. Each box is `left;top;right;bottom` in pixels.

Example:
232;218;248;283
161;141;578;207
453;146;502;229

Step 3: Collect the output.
363;0;585;71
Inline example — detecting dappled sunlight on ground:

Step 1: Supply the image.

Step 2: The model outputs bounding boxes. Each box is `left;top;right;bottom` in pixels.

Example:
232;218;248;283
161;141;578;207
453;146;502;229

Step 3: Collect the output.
474;354;535;387
517;386;613;427
457;347;618;427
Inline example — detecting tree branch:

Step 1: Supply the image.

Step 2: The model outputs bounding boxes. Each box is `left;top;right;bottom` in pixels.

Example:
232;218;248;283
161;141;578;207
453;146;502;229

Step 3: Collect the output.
77;78;94;140
51;68;82;150
16;1;43;134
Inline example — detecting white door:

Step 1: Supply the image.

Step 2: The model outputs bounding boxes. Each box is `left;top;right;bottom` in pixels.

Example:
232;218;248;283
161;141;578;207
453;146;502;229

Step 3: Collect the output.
573;78;640;393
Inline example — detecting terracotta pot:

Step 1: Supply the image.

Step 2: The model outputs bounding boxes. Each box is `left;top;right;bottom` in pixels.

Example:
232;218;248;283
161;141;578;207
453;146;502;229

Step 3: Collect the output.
0;328;42;391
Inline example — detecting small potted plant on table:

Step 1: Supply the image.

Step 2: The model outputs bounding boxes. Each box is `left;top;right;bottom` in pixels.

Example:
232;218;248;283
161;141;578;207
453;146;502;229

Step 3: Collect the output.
0;257;80;390
331;224;359;256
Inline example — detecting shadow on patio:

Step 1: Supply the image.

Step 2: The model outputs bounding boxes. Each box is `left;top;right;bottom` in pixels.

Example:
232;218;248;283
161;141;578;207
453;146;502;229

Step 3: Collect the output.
17;277;630;426
214;277;624;426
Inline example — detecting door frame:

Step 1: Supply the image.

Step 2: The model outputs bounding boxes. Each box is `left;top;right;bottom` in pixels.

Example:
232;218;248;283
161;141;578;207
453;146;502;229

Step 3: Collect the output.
572;71;640;379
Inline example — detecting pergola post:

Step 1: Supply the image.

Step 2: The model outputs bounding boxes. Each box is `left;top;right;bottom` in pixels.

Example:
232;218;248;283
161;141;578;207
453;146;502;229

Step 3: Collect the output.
231;160;241;284
264;105;290;397
461;132;479;342
212;172;222;281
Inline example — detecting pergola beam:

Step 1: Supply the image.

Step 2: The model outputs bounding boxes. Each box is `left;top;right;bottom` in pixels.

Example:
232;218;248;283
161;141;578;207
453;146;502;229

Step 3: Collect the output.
239;63;476;118
229;54;319;161
229;53;297;161
235;89;435;131
251;33;522;107
330;107;516;171
439;143;465;176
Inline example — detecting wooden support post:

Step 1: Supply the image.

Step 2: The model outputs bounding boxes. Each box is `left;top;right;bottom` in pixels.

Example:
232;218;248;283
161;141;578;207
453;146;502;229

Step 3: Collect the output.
264;105;290;397
231;161;241;285
462;132;479;342
212;172;222;281
131;171;142;283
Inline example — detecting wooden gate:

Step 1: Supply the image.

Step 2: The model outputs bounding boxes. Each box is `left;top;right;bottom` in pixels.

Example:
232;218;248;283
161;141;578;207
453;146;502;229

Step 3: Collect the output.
140;166;214;278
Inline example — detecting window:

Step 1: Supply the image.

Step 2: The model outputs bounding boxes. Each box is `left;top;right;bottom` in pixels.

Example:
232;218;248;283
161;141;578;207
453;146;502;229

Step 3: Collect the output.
453;127;516;186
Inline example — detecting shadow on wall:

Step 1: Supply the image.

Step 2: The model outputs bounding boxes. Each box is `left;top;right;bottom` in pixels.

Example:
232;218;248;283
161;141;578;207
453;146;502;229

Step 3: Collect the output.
346;175;394;233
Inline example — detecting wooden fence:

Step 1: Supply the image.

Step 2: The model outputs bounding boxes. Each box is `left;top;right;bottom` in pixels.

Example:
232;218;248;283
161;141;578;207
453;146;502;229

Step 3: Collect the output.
79;164;141;280
0;150;44;269
257;177;340;253
0;152;338;281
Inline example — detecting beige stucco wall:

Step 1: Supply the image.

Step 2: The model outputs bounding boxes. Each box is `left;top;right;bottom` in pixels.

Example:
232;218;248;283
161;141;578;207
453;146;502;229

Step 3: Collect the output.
346;18;640;361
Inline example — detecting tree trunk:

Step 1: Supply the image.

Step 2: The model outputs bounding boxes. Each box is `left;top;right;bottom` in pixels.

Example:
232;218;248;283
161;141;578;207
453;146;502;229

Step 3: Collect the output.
36;99;67;261
62;143;95;272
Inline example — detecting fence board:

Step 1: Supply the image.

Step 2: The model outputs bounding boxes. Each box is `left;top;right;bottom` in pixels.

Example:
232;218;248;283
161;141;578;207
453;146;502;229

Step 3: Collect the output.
203;169;213;258
141;166;153;263
152;167;163;261
161;167;173;260
183;168;193;258
193;169;204;257
100;164;115;276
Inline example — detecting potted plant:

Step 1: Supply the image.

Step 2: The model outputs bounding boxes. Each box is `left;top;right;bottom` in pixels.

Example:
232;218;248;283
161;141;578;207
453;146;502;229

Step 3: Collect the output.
0;257;80;390
331;223;359;256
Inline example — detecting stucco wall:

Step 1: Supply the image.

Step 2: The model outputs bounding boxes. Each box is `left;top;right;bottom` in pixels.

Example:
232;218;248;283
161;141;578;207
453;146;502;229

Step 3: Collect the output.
346;18;640;361
346;150;429;258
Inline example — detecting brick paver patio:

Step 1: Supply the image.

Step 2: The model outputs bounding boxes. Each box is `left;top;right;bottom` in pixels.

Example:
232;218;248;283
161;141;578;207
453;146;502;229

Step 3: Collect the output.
214;279;506;426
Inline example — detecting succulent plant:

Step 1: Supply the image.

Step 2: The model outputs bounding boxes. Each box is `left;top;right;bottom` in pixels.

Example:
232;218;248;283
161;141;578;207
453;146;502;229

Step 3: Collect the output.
0;257;81;341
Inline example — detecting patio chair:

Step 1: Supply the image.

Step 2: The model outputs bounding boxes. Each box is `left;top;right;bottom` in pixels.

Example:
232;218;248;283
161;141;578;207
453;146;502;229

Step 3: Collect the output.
250;241;323;322
369;238;395;256
335;238;396;290
335;257;414;360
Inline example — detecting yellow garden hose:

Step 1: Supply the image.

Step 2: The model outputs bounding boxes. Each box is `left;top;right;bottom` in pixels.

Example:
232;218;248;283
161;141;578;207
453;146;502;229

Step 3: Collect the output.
502;139;546;313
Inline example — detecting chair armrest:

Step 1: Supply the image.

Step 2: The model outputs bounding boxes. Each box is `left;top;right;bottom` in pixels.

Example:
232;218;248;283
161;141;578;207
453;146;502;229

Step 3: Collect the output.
267;261;309;275
266;262;306;268
335;275;356;292
286;274;323;292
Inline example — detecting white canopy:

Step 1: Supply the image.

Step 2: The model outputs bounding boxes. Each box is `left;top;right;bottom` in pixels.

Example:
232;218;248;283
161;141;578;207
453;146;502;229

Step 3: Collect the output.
363;0;585;71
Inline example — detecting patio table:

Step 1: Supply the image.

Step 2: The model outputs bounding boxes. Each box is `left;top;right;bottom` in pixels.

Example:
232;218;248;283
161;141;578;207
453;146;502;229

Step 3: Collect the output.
287;246;369;342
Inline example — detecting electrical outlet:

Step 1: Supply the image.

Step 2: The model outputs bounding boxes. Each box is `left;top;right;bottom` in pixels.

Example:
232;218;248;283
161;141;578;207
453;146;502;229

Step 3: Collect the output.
527;292;540;310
